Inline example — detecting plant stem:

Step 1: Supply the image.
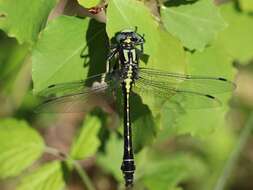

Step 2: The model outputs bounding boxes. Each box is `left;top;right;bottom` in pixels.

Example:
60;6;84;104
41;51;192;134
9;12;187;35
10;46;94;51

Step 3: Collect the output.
72;160;96;190
214;113;253;190
44;146;96;190
44;146;64;157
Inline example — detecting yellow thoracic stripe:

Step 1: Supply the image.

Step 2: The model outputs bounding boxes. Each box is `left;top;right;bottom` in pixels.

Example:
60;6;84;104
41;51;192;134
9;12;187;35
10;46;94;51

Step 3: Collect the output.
123;49;129;63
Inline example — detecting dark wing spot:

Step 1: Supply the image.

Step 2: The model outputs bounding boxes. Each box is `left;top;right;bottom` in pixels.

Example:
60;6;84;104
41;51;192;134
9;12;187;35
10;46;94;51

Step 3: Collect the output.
205;94;215;99
0;13;6;18
218;77;227;81
48;84;56;88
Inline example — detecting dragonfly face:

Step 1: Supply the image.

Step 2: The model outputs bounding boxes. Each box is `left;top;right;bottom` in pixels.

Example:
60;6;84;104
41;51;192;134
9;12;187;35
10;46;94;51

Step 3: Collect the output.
115;29;145;49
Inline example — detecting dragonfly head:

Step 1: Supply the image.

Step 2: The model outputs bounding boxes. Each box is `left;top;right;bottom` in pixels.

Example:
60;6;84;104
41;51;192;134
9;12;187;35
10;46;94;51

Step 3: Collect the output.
115;29;145;47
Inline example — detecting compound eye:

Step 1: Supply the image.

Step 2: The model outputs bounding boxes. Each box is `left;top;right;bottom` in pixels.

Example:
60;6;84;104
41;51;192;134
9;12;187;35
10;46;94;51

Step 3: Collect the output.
132;36;138;42
132;33;141;42
116;33;126;42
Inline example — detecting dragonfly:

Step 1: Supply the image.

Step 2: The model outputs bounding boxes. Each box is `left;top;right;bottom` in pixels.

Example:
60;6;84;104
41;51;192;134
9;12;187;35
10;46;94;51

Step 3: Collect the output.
36;29;235;188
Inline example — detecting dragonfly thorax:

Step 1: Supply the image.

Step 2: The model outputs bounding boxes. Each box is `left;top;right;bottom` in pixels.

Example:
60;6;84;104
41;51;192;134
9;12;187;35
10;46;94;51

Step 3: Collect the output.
118;47;138;64
118;46;139;83
114;30;144;85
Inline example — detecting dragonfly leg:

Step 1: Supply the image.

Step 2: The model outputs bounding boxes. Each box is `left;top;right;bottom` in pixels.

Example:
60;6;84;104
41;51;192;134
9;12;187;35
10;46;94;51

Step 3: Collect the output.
101;46;118;83
101;61;109;83
107;46;118;64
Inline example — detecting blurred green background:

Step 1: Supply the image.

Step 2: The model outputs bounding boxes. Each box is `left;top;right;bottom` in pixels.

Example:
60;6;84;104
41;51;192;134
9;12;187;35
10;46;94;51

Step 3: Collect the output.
0;0;253;190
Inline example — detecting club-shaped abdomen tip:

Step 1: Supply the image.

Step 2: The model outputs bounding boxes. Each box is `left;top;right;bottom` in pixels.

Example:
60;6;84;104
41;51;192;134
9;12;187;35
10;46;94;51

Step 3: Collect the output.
125;173;134;188
121;160;135;187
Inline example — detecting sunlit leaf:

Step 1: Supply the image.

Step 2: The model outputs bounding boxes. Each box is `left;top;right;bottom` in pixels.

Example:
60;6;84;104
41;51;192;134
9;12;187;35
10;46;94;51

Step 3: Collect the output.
0;119;45;178
16;161;66;190
239;0;253;12
78;0;100;8
32;16;108;93
0;0;56;44
70;115;101;159
161;0;227;51
0;32;30;94
218;2;253;63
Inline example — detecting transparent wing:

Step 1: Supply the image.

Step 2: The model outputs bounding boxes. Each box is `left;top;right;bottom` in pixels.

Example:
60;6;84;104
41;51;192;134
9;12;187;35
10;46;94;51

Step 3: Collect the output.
36;72;119;113
133;77;223;109
37;73;111;98
139;68;236;94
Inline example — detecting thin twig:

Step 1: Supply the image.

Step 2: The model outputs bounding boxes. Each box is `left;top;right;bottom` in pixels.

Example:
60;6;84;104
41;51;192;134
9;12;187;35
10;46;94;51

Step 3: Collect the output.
45;146;96;190
44;146;69;160
214;113;253;190
72;159;96;190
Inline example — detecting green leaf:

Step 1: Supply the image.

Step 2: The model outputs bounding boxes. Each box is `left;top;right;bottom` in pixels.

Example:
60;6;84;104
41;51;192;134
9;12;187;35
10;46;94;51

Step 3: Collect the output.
78;0;100;8
161;0;227;51
156;39;235;138
135;149;207;190
0;0;56;44
70;115;101;159
32;16;108;93
217;2;253;63
0;119;45;179
16;161;66;190
0;31;30;89
107;0;186;73
97;133;123;182
239;0;253;12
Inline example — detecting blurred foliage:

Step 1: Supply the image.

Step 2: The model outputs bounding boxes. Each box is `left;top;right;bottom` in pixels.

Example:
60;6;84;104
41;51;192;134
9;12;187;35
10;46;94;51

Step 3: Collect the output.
218;2;253;63
78;0;101;8
16;161;66;190
161;0;227;51
70;115;101;159
0;119;44;179
238;0;253;12
0;0;253;190
0;0;56;44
